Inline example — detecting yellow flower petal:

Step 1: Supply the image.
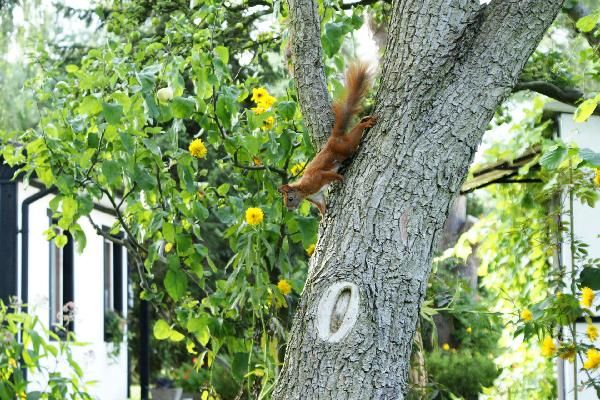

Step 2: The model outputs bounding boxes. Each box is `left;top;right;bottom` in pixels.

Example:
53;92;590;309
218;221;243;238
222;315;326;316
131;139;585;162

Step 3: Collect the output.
581;287;595;308
245;207;264;225
540;336;556;357
277;279;292;295
520;308;533;322
189;138;208;159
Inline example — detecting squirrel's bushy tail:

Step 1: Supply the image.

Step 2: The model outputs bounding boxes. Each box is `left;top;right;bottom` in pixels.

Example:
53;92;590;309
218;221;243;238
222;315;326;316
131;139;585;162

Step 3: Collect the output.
332;62;371;136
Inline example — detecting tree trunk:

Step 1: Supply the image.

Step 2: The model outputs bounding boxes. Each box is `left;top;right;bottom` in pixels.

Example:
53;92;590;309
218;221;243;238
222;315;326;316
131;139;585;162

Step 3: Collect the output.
274;1;564;398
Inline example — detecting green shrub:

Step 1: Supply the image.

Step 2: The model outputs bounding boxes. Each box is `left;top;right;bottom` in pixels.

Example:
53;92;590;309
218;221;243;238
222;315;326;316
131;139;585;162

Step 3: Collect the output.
426;349;501;400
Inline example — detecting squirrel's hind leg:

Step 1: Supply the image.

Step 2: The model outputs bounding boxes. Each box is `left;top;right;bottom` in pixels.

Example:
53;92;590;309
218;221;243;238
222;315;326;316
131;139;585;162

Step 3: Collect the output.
345;115;377;149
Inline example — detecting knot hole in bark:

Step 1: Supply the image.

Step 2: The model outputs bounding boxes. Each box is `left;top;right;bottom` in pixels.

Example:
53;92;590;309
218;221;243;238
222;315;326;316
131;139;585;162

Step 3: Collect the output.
316;282;360;343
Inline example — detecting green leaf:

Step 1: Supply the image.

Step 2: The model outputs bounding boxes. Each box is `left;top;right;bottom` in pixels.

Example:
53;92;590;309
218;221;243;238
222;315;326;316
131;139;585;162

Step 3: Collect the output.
171;97;196;119
193;202;209;221
71;227;87;254
217;183;230;196
580;148;600;167
196;324;210;346
132;165;156;191
61;196;78;227
215;91;237;129
102;160;122;187
539;145;567;170
77;96;102;116
176;233;193;255
277;101;296;120
295;216;318;247
55;234;68;248
186;315;211;346
66;64;79;73
574;99;597;123
214;46;229;64
322;22;344;57
579;267;600;290
231;352;250;381
576;12;600;33
153;319;172;340
102;102;124;125
169;330;185;342
163;222;175;243
165;268;188;300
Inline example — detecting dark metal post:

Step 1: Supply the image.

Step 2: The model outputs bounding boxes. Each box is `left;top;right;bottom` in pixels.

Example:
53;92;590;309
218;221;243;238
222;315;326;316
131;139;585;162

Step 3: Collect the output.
139;299;150;400
0;165;18;304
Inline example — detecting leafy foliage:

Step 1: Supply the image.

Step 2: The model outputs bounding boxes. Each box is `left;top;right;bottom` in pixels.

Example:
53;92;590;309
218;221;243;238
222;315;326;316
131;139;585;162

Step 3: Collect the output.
0;300;92;399
0;0;368;397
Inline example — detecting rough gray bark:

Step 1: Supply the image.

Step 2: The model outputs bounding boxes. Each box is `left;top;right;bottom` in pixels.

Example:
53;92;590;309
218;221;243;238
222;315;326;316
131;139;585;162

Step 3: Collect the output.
274;1;564;399
288;0;334;148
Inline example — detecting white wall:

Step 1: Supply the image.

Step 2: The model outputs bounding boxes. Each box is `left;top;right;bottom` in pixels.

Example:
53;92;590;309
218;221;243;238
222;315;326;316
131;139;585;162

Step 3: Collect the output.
18;184;128;400
559;112;600;400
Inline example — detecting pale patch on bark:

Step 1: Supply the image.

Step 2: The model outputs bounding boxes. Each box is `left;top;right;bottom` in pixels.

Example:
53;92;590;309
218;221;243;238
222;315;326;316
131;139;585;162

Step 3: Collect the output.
316;281;361;343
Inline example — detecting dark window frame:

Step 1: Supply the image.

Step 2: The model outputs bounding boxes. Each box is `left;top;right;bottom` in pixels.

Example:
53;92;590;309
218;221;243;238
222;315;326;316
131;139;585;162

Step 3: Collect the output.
48;211;74;340
102;227;124;342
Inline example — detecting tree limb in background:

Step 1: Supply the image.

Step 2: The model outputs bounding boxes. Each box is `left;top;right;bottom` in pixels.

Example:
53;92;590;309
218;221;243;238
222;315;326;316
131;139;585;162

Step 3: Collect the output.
514;80;584;105
287;0;334;149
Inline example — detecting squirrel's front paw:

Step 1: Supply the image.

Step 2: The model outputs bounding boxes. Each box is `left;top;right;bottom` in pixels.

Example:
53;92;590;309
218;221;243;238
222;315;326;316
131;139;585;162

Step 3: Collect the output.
360;115;377;128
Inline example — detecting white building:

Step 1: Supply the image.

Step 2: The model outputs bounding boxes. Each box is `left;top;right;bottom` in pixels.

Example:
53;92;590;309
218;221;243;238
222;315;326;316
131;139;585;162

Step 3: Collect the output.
0;169;129;400
547;104;600;400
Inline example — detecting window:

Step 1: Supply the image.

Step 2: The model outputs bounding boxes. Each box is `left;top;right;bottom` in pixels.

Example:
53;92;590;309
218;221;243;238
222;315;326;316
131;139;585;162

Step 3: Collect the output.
49;227;74;339
103;229;124;342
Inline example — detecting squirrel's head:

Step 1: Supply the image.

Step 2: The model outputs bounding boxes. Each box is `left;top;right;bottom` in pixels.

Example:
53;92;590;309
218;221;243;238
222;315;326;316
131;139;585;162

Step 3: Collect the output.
278;184;302;210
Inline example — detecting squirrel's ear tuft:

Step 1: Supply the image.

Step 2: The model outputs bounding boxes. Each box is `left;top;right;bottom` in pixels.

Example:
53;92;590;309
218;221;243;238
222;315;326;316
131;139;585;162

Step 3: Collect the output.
277;185;289;194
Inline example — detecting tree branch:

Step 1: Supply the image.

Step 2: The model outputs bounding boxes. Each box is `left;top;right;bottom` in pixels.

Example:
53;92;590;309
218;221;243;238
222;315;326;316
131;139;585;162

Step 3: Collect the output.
514;80;584;106
340;0;391;9
288;0;334;149
232;149;288;178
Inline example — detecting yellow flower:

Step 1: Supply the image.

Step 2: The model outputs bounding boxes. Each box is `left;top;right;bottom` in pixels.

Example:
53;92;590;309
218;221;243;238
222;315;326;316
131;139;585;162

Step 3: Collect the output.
251;87;269;104
540;336;556;357
588;324;599;341
245;207;264;225
520;308;533;322
251;106;267;115
261;116;275;131
594;168;600;186
277;279;292;295
165;242;173;253
189;138;208;159
559;345;576;362
8;358;17;368
251;87;276;110
442;343;450;351
584;348;600;369
581;287;595;308
259;94;276;109
290;162;307;176
17;391;26;400
466;327;472;334
306;244;316;256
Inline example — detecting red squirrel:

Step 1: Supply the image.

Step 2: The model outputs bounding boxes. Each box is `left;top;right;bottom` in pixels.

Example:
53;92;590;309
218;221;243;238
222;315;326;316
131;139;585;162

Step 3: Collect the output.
278;63;376;215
